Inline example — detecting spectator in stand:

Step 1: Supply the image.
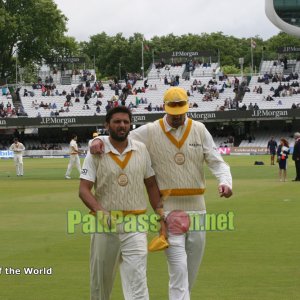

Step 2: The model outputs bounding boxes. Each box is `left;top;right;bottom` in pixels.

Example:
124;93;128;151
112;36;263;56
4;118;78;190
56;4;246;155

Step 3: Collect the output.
241;103;247;110
281;89;287;97
106;101;113;113
253;103;259;110
128;101;134;110
144;79;149;88
164;75;169;85
95;99;102;106
257;86;263;94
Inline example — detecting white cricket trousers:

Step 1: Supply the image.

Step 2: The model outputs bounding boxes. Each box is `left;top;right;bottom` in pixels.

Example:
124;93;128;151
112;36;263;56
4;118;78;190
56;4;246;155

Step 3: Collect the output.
90;232;149;300
165;213;206;300
13;154;24;176
65;154;81;176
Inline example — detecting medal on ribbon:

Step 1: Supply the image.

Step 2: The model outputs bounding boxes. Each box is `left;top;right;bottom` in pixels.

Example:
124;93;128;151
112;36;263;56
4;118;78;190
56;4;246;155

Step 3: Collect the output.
159;118;192;165
109;151;132;186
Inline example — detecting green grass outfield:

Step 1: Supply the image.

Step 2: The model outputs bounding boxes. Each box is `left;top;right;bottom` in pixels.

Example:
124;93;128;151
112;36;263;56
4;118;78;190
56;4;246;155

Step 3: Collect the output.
0;156;299;300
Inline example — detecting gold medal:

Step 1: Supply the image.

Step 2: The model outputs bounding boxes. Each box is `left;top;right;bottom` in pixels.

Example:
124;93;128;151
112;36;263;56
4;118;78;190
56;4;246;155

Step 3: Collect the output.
118;173;128;186
159;118;191;166
174;152;185;165
109;151;132;187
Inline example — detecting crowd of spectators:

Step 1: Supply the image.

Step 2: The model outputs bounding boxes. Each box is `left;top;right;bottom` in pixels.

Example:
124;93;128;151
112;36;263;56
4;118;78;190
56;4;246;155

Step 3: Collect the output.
257;72;299;85
252;72;300;108
0;100;16;117
26;143;62;150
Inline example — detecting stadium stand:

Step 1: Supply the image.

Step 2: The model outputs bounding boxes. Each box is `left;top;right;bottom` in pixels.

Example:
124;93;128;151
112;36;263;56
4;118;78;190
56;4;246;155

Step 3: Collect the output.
0;91;16;118
239;132;294;148
1;60;300;152
3;59;300;121
18;64;242;118
242;74;300;110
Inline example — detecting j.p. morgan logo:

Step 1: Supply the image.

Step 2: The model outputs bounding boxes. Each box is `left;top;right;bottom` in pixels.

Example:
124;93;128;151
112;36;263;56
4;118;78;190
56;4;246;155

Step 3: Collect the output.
132;115;146;123
172;51;199;57
40;117;76;125
187;112;216;120
251;110;288;118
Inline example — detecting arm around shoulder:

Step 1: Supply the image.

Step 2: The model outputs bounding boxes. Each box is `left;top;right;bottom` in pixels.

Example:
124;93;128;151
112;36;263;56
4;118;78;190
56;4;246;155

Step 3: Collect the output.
90;136;105;154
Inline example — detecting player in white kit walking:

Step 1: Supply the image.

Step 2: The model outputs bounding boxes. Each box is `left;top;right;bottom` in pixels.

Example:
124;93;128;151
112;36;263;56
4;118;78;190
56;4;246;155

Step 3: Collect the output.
65;134;82;179
9;138;25;176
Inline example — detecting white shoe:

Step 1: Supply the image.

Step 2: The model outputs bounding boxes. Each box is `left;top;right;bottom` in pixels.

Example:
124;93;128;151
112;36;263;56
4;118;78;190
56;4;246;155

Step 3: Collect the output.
65;176;71;179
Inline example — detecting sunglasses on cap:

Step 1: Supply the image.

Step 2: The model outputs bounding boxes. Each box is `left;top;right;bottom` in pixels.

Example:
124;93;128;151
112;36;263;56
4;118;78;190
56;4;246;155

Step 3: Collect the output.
165;101;187;107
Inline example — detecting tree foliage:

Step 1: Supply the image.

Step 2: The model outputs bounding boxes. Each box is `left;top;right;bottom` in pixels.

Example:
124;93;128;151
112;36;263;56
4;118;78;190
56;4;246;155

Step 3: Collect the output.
0;0;70;79
1;2;300;83
82;31;300;78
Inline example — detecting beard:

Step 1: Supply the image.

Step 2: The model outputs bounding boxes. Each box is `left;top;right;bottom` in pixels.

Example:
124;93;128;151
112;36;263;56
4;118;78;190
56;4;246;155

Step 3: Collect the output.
171;119;184;128
108;128;130;142
168;115;186;128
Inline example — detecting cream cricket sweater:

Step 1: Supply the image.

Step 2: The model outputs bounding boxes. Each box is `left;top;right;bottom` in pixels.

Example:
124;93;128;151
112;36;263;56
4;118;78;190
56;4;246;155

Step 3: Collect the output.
92;139;154;211
147;119;208;211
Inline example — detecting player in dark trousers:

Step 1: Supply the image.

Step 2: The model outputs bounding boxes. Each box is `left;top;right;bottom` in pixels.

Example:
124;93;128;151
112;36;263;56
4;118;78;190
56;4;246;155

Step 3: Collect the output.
292;132;300;181
267;137;277;165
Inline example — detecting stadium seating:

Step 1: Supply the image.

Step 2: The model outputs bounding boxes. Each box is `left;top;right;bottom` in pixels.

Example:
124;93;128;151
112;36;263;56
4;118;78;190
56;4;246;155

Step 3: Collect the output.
5;60;300;119
239;132;294;148
242;75;300;109
19;65;240;117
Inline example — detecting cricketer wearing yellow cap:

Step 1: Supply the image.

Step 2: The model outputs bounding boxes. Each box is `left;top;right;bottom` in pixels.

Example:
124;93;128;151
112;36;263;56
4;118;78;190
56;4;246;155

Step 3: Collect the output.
91;87;233;299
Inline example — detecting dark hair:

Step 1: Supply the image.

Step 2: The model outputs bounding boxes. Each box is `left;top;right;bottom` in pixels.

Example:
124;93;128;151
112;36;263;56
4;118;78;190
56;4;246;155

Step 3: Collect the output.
280;138;289;147
71;134;77;139
13;138;18;142
105;106;132;123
